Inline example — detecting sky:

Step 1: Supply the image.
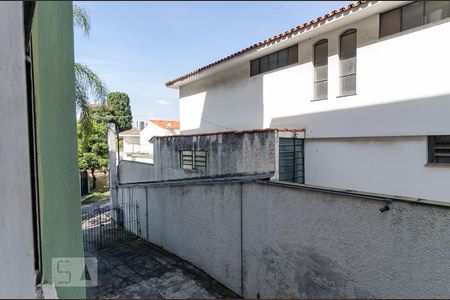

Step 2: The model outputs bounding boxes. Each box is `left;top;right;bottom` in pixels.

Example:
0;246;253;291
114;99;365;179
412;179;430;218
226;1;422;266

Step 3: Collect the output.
74;1;351;122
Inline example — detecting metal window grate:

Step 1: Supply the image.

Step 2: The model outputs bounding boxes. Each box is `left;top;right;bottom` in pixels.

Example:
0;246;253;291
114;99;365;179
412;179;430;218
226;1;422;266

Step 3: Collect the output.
180;150;207;171
279;138;304;183
428;136;450;164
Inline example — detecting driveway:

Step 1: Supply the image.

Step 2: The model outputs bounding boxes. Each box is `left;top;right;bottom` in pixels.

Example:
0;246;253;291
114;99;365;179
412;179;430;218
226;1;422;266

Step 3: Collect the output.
86;239;239;299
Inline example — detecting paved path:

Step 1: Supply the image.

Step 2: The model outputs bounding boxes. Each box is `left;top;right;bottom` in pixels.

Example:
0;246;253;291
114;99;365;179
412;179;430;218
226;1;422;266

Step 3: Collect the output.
86;239;239;299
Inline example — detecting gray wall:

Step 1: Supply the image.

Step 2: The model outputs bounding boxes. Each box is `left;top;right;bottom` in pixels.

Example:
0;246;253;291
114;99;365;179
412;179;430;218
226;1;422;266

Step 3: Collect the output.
118;160;156;184
0;2;36;298
119;130;277;184
117;180;450;298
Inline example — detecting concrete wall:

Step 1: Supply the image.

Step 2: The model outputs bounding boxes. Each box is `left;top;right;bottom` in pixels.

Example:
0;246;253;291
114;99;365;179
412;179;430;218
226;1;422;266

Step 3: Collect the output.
118;130;278;184
153;130;277;181
0;2;36;298
118;160;156;184
32;2;85;298
119;183;243;294
117;180;450;298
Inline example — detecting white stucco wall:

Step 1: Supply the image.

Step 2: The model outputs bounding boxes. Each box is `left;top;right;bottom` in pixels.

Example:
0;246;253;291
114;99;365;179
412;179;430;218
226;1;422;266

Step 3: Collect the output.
139;122;177;155
305;136;450;202
123;136;140;153
0;2;36;298
179;13;450;137
176;3;450;202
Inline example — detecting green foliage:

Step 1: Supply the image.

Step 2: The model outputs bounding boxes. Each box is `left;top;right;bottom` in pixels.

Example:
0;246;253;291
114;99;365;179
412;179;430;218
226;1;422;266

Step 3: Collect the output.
107;92;133;132
73;6;108;135
73;4;90;36
78;121;108;188
91;105;114;124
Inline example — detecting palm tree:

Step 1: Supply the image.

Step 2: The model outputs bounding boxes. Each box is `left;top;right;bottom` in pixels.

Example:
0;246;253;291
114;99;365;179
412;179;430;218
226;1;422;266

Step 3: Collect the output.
73;5;108;132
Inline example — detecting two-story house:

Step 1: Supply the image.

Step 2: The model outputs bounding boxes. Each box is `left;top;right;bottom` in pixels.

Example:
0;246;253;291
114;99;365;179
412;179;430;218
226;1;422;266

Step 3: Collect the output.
166;1;450;202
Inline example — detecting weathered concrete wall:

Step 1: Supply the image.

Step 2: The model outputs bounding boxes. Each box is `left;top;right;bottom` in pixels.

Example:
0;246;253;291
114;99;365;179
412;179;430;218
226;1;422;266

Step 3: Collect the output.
118;130;278;184
118;180;450;298
119;183;243;294
118;160;156;184
0;2;36;298
242;182;450;298
153;130;277;181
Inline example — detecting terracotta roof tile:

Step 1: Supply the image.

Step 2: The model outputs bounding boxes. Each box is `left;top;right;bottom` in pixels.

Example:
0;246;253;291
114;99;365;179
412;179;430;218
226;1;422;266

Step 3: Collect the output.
165;1;366;87
149;119;180;130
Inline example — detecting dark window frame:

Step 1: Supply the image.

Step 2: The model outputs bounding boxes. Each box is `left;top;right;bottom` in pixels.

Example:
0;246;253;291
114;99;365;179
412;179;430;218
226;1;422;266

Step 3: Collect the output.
313;39;329;101
250;44;298;76
379;1;450;38
339;29;357;97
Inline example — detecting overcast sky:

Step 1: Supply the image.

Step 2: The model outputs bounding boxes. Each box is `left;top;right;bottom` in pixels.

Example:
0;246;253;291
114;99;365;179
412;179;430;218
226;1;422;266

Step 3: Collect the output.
74;1;351;122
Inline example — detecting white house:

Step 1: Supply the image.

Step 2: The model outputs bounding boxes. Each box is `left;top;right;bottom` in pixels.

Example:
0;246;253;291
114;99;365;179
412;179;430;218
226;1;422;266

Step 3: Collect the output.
119;119;180;162
139;119;180;155
166;1;450;202
119;128;141;154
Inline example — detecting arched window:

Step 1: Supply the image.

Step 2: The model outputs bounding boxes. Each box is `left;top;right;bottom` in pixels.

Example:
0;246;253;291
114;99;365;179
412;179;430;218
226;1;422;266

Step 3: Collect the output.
339;29;357;96
313;39;328;100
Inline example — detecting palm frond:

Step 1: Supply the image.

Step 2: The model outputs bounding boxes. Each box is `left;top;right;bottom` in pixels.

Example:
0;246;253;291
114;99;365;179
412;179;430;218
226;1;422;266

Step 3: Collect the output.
73;4;90;36
74;62;108;104
75;81;93;133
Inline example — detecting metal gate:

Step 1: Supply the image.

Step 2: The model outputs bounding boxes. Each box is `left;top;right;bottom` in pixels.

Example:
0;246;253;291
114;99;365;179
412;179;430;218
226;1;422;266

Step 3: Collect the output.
279;138;305;184
82;202;140;252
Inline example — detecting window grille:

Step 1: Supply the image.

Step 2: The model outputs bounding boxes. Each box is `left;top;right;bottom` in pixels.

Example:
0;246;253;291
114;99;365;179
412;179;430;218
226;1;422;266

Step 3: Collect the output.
180;150;207;170
428;136;450;164
278;138;304;184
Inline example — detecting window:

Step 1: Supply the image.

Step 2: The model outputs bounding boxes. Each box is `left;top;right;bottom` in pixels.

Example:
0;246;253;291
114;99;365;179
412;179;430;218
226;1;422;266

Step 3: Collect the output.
380;8;401;37
180;150;207;170
428;136;450;164
278;138;304;184
250;44;298;76
426;1;450;23
313;39;328;100
339;29;357;96
380;1;450;37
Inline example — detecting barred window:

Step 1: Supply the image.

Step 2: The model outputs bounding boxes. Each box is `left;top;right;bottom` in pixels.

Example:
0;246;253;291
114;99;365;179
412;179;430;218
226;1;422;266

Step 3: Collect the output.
180;150;207;170
428;136;450;164
278;138;304;184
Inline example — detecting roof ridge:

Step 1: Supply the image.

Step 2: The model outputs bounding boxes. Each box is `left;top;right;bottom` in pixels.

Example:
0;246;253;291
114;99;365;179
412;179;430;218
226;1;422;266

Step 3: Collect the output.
165;1;366;87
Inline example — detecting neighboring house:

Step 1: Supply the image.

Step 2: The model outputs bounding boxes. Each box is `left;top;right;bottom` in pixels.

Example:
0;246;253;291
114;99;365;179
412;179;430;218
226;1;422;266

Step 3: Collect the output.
119;128;141;154
0;2;85;299
166;1;450;202
140;119;180;155
119;119;180;163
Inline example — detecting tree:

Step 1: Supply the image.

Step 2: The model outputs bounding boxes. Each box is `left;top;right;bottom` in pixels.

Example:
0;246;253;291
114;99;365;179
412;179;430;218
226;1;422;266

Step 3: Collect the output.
73;5;108;133
78;121;108;190
107;92;133;132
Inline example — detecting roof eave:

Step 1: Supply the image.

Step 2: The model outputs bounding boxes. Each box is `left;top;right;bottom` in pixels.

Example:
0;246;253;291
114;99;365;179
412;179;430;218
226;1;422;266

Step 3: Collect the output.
165;1;409;89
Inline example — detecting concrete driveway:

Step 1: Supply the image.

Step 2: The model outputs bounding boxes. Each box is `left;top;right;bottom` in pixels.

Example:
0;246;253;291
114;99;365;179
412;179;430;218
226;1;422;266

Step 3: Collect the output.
86;239;239;299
